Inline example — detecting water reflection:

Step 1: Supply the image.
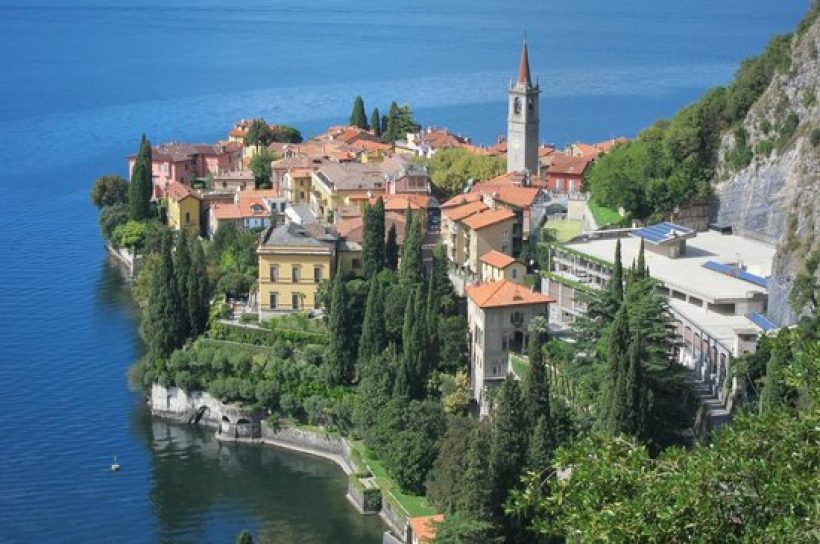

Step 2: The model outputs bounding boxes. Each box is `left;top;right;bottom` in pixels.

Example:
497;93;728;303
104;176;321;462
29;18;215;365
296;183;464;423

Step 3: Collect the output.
132;411;384;543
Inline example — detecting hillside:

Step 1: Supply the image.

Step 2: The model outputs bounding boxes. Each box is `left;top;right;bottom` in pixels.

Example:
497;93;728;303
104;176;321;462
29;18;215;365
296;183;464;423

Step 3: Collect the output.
711;9;820;326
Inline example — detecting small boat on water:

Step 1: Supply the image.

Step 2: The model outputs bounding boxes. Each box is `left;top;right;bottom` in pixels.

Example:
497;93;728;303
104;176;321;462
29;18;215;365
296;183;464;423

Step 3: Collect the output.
111;456;120;472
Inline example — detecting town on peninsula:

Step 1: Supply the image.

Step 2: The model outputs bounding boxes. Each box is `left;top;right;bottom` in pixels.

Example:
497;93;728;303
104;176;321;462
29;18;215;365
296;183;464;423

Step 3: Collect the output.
89;6;819;543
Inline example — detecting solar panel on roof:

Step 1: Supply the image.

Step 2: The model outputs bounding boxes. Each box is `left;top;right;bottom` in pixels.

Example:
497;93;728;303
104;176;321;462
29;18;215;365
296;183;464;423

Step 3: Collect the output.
737;271;768;288
747;311;777;332
703;261;769;288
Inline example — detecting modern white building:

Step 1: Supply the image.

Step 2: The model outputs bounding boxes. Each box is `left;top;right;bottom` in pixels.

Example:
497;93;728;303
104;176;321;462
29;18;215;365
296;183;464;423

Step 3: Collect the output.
542;223;776;408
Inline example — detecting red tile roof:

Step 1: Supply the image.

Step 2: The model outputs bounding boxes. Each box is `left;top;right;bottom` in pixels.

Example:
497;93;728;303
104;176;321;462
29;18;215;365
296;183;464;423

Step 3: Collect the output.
165;181;198;201
441;192;482;209
547;154;594;176
408;515;444;544
518;41;531;85
466;280;554;309
480;250;516;269
443;200;488;221
336;211;406;245
461;207;515;230
593;137;629;153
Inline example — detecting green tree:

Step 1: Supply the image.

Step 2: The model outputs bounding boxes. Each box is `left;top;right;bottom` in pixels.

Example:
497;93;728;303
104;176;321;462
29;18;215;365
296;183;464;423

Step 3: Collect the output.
358;278;387;366
384;101;419;142
603;304;631;435
243;119;273;147
349;96;369;129
236;529;253;544
327;278;355;385
523;319;550;429
434;512;503;544
395;288;418;397
91;174;128;208
430;243;456;313
99;202;129;241
250;148;276;189
458;422;495;522
128;135;153;220
526;415;553;472
370;107;381;137
427;415;477;512
174;233;193;340
382;399;445;494
759;329;795;414
399;209;423;284
271;124;303;143
362;198;385;278
488;380;527;537
187;237;210;336
426;147;506;197
140;230;183;365
385;223;399;270
112;220;146;250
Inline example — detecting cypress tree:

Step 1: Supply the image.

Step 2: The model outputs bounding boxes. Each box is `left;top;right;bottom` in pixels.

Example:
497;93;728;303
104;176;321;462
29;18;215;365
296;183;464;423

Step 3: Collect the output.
430;242;456;313
370;107;381;137
358;279;387;366
603;304;631;435
385;223;399;270
141;230;181;364
635;238;647;280
174;233;192;340
381;113;389;139
488;380;527;535
328;278;354;384
610;238;624;305
395;288;417;397
523;324;550;429
349;96;368;129
399;208;422;284
188;236;210;336
385;101;400;141
623;332;647;438
425;276;440;375
526;415;553;471
128;136;153;221
412;284;429;386
362;199;386;278
760;330;793;414
459;423;495;522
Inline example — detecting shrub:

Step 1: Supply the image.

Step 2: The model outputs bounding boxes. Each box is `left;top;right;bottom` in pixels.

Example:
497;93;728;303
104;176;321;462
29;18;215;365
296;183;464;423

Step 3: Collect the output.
811;128;820;147
755;139;775;156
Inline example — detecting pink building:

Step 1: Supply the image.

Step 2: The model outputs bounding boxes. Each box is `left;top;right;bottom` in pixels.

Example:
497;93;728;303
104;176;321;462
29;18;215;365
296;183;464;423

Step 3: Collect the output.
128;142;241;198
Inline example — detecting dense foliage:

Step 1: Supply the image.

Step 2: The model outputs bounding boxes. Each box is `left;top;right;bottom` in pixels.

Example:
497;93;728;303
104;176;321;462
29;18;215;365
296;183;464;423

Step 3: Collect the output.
129;135;153;221
584;31;796;221
91;174;128;208
243;118;302;146
425;147;506;198
349;96;369;130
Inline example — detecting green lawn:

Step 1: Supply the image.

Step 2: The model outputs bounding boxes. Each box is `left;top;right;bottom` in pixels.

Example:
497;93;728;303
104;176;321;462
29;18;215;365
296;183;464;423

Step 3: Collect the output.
588;199;622;227
544;219;583;242
350;441;438;517
510;353;530;379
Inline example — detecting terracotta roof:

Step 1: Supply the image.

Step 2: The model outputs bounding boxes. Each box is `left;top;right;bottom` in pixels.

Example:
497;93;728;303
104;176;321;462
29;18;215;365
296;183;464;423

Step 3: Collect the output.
538;145;556;158
593;137;629;153
548;154;594;176
374;194;435;212
462;207;515;230
408;515;444;544
573;143;602;158
317;162;385;191
165;181;199;201
443;200;488;221
441;192;482;209
480;250;516;269
466;280;554;309
518;41;531;85
421;129;469;149
474;185;541;209
470;171;526;191
336;212;406;245
210;202;242;220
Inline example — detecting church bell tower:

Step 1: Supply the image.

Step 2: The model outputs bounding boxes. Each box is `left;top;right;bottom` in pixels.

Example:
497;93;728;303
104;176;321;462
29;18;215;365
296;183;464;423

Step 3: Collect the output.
507;41;540;174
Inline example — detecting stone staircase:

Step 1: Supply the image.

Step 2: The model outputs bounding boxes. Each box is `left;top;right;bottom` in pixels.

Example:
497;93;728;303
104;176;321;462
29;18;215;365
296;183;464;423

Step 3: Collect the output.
685;371;733;434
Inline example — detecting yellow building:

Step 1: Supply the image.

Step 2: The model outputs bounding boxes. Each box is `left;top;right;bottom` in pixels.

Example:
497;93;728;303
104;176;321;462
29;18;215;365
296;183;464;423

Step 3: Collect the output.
479;250;527;283
257;222;337;315
309;162;385;219
165;182;201;235
442;199;515;279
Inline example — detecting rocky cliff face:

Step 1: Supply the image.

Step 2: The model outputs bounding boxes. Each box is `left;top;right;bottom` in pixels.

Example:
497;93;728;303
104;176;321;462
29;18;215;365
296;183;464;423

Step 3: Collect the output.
711;15;819;326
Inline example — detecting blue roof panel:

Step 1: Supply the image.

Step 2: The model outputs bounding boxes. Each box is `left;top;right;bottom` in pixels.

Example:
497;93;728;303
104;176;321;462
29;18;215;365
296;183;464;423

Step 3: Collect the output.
748;312;777;332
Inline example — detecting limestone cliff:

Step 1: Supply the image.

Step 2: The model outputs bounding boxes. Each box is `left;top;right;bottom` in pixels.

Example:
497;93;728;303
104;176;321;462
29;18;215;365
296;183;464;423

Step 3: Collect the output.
711;13;819;326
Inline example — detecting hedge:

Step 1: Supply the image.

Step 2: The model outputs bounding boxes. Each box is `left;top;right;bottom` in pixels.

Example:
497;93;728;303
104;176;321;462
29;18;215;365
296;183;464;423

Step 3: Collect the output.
210;321;328;346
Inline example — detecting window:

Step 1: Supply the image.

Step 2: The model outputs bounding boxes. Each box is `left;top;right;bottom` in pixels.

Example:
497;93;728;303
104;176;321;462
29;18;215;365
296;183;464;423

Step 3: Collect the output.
269;265;278;282
292;266;300;282
502;336;508;351
511;268;518;279
292;294;300;310
184;212;191;225
314;267;322;283
222;182;227;189
269;293;278;310
510;312;524;327
352;258;362;269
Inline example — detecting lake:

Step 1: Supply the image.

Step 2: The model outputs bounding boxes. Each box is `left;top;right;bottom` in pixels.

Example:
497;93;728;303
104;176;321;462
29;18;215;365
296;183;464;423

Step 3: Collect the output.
0;0;808;542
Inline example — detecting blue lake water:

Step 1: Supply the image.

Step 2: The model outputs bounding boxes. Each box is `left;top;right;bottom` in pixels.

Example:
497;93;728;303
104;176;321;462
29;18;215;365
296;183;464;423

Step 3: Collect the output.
0;0;808;542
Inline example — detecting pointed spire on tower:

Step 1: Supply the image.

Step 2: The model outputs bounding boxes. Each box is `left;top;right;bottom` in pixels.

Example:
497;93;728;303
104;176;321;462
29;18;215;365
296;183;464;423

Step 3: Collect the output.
517;39;531;86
